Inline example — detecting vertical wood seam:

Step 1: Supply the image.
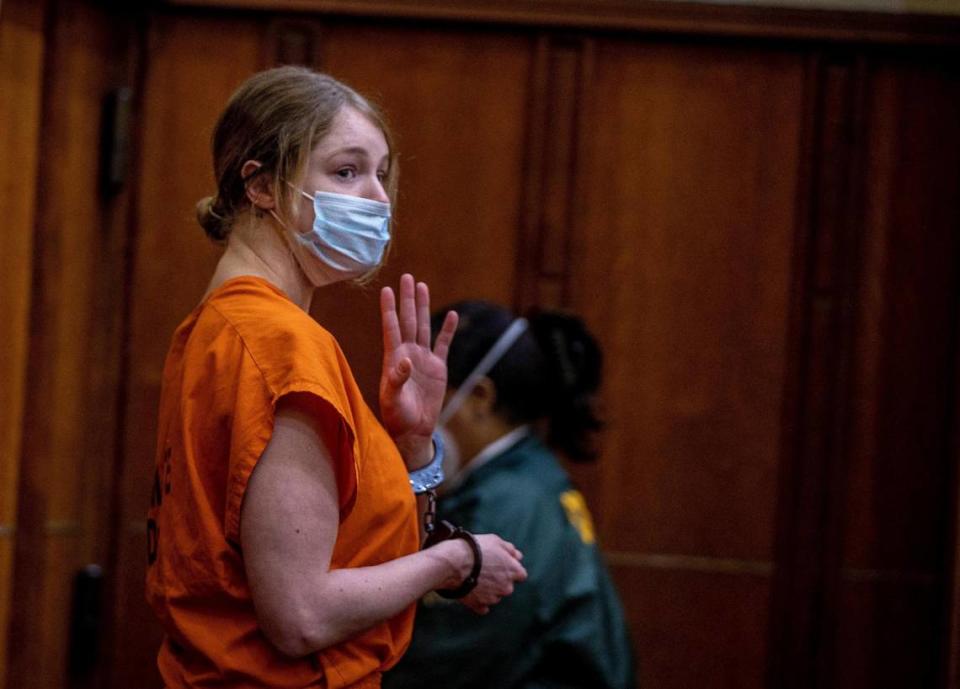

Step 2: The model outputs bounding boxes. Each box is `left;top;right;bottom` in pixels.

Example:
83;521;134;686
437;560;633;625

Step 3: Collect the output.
814;51;871;689
940;75;960;687
514;33;550;312
517;34;585;310
100;11;151;688
767;48;820;689
767;47;869;689
6;0;61;685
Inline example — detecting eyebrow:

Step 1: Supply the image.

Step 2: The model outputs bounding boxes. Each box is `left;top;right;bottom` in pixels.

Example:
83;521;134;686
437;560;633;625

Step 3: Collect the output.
327;146;393;169
329;146;371;157
327;146;389;165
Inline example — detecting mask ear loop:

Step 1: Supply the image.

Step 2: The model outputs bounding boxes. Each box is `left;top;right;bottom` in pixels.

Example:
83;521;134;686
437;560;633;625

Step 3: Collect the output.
284;179;315;203
438;317;529;427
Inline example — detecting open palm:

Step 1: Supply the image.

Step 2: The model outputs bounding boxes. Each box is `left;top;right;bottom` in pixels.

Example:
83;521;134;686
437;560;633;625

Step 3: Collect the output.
379;274;457;466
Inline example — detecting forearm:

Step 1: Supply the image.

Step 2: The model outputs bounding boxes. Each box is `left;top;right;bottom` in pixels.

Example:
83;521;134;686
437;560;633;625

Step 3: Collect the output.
265;539;471;656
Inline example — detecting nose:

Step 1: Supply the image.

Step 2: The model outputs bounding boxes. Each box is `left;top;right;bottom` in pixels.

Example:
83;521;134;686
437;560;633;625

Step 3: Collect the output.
365;176;390;205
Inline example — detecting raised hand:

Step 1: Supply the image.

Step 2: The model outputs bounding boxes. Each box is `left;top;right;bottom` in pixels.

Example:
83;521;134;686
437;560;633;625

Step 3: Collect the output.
379;273;458;467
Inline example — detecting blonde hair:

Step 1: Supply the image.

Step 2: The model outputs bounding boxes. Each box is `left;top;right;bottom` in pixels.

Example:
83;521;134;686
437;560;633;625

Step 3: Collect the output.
196;66;397;242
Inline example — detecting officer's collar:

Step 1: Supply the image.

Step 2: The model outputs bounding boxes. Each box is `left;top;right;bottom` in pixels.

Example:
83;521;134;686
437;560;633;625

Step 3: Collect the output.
448;425;531;491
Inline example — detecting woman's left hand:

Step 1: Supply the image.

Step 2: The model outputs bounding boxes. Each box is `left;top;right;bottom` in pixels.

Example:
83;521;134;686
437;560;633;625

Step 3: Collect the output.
379;273;458;468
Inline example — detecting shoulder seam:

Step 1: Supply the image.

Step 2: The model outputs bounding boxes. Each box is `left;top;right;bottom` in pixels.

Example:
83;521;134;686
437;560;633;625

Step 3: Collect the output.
205;300;276;397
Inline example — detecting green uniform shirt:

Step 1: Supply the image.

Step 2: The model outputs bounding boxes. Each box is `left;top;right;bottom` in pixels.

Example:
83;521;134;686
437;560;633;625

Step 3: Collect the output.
385;434;637;689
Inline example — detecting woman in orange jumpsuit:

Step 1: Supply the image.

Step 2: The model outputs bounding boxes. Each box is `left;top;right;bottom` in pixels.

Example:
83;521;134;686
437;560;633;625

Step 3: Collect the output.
145;65;527;689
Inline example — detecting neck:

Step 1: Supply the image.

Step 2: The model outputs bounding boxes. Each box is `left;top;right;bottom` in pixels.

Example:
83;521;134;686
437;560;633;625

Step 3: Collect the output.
459;417;519;470
205;212;314;311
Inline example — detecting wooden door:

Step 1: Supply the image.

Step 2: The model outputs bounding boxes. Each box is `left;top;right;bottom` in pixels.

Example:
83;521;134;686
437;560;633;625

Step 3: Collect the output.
567;37;806;688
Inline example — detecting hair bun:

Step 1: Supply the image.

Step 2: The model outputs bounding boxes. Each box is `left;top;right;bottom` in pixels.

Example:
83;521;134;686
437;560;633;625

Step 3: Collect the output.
529;310;602;397
529;310;605;462
196;195;230;242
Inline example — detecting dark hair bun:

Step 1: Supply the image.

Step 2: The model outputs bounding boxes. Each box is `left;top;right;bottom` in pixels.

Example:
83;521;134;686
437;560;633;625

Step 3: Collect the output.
529;310;604;462
196;195;230;242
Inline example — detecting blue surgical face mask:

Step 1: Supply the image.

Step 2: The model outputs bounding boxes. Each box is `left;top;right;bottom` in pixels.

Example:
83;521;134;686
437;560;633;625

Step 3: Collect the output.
279;187;391;287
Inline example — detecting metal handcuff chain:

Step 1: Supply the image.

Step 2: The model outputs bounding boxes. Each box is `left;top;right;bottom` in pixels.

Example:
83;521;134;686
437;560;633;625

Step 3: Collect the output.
421;489;483;599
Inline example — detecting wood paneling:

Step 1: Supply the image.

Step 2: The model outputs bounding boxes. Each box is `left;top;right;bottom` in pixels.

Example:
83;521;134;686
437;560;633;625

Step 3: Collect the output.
162;0;960;46
767;52;870;689
305;18;535;399
109;15;264;688
613;564;771;688
4;2;958;688
568;38;806;689
0;0;46;685
952;435;960;689
4;1;138;687
575;39;804;556
832;56;960;689
515;35;590;312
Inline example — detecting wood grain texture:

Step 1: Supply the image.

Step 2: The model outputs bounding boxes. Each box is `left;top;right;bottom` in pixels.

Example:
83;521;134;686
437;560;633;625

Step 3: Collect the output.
766;52;870;689
108;15;264;688
573;38;804;559
612;563;771;689
160;0;960;46
0;1;45;686
5;2;138;687
567;39;806;687
832;55;960;689
305;19;534;400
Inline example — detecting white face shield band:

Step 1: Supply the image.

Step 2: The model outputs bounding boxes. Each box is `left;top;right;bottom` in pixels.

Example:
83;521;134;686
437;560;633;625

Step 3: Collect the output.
437;317;530;427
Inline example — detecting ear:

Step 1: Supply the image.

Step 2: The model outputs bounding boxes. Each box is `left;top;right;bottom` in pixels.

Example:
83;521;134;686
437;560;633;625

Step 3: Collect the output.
241;160;276;211
468;378;498;418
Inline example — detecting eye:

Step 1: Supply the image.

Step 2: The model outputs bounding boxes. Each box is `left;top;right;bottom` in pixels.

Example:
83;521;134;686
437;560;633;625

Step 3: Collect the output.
377;170;388;182
335;167;356;181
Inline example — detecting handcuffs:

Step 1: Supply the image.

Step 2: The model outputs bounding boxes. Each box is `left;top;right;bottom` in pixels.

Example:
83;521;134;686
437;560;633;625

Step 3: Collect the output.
421;489;482;599
409;432;482;599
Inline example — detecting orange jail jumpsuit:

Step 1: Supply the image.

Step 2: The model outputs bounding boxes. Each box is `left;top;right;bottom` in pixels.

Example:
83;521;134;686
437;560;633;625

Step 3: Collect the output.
145;276;419;689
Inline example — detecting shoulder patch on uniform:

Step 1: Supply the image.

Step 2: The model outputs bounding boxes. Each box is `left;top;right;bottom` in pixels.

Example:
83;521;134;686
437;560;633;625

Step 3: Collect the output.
559;489;596;545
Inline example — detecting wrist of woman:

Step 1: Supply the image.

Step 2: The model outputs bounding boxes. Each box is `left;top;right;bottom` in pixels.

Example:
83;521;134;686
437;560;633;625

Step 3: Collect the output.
428;538;473;589
395;432;434;470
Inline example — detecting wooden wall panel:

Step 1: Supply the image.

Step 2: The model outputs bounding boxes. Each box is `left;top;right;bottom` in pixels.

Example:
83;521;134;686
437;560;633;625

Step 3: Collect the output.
5;1;138;687
952;435;960;689
568;38;806;688
765;52;868;689
109;15;264;688
515;34;590;313
832;56;960;689
163;0;960;47
306;19;534;399
0;0;45;682
575;39;804;555
615;564;771;688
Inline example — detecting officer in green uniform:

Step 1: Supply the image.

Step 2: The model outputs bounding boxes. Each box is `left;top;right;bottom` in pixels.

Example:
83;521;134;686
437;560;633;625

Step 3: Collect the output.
384;302;636;689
